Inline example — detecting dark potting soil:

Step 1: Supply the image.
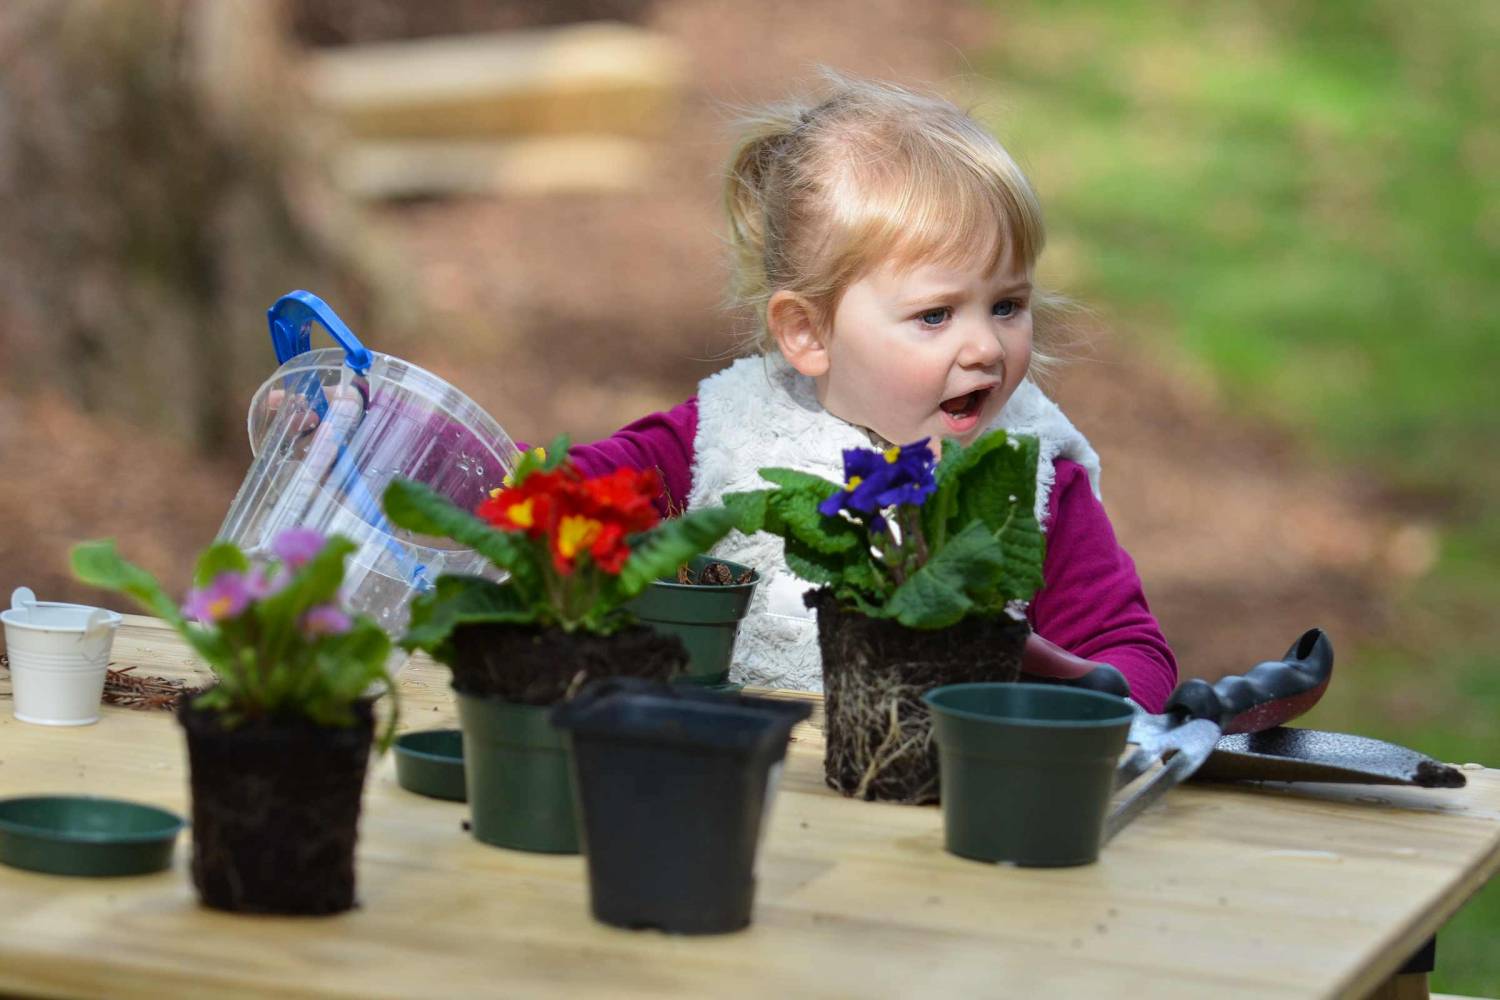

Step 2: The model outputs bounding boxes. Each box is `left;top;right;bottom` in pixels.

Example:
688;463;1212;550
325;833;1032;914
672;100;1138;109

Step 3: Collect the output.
675;560;755;585
808;589;1028;805
178;698;374;915
447;623;687;705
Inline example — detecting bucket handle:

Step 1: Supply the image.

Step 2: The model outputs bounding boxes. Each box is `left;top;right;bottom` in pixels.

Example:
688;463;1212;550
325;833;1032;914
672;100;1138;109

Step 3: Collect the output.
268;290;374;374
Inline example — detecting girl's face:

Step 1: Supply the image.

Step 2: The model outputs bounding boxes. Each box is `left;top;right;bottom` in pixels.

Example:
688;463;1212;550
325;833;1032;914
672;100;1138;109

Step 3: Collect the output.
813;251;1034;449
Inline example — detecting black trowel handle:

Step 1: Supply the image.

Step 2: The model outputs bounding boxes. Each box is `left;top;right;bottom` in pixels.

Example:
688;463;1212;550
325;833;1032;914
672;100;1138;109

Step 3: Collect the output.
1020;634;1133;700
1164;628;1334;735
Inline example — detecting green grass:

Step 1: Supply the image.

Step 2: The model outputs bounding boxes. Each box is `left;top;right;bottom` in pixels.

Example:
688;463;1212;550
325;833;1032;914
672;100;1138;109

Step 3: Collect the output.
974;1;1500;992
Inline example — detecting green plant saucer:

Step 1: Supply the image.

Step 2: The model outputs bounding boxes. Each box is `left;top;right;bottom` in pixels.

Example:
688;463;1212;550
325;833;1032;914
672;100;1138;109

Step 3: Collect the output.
0;795;185;877
672;674;745;694
394;729;467;801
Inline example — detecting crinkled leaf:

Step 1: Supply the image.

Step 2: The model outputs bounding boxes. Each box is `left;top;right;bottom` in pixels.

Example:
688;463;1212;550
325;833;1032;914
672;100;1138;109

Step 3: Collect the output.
309;624;398;750
782;536;844;587
722;490;771;535
883;522;1007;629
949;433;1039;539
766;486;861;554
382;478;543;596
995;504;1045;603
616;507;735;596
757;467;840;493
401;575;536;654
192;542;250;589
924;431;1033;543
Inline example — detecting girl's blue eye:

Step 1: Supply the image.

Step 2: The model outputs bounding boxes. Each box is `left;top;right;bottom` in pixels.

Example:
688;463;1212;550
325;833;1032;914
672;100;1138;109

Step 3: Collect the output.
918;308;950;327
993;299;1020;319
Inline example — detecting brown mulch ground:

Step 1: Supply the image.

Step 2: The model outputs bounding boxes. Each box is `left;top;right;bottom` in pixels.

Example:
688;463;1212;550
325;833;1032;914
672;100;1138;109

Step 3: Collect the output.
0;0;1418;680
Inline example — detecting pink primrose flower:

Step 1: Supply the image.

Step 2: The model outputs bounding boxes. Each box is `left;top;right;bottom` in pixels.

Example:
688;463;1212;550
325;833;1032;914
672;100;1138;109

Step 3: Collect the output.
271;528;327;570
300;604;352;638
183;572;254;623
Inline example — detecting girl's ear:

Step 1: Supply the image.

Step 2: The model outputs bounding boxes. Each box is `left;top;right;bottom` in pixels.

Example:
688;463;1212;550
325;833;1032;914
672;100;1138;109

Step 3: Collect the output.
768;290;829;377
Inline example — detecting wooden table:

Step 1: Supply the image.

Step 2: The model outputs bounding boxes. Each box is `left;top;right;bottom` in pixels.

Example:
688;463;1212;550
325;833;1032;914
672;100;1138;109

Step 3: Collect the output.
1;615;1497;999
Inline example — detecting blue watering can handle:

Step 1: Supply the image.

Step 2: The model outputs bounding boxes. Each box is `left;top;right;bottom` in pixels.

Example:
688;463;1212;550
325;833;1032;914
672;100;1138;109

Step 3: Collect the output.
268;290;374;374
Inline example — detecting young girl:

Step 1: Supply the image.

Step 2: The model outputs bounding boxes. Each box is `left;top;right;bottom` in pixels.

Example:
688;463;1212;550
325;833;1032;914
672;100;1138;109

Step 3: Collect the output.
565;75;1177;712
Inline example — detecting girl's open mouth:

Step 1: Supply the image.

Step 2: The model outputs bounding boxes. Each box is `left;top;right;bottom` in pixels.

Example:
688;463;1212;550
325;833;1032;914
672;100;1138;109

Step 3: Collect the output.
938;387;992;432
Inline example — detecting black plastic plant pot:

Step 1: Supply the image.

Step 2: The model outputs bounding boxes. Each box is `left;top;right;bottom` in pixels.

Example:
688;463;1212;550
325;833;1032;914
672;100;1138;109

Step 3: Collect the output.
179;699;374;915
625;556;759;686
456;691;579;854
551;678;811;934
923;683;1134;867
809;590;1029;805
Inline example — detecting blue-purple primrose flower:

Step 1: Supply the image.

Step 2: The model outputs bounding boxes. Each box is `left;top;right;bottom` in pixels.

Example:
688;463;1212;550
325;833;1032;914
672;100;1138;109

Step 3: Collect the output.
818;439;937;533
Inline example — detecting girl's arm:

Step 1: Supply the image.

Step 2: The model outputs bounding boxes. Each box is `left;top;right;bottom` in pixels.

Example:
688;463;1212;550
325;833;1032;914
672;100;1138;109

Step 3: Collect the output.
1029;460;1178;713
565;398;699;517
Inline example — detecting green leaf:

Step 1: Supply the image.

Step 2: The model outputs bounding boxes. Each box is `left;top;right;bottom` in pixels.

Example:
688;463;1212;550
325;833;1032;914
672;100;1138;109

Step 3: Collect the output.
510;434;571;484
924;431;1032;543
757;467;840;493
721;490;771;534
71;540;181;625
884;522;1008;629
994;505;1046;603
400;575;535;655
616;507;735;596
382;478;544;596
70;540;229;668
782;537;845;587
766;486;861;554
192;542;250;589
949;433;1039;538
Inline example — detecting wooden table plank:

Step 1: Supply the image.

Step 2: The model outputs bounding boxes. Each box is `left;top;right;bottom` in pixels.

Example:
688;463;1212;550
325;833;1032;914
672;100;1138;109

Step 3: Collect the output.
1;616;1496;999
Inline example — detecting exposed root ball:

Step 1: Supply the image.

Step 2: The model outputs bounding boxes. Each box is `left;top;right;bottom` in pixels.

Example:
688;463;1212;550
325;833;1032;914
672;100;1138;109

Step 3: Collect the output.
810;590;1027;804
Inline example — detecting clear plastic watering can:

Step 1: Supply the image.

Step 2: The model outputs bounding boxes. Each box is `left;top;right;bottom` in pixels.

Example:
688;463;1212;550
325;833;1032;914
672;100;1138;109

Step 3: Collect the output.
216;291;519;664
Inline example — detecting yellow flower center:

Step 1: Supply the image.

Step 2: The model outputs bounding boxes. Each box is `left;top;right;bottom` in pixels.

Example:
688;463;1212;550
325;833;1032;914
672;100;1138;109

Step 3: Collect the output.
490;486;505;498
208;596;234;619
845;475;863;492
883;446;901;463
531;446;547;461
507;498;536;528
556;515;603;560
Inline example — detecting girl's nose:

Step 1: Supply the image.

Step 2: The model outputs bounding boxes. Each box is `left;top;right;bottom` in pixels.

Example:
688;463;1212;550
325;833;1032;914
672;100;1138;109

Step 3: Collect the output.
957;319;1004;368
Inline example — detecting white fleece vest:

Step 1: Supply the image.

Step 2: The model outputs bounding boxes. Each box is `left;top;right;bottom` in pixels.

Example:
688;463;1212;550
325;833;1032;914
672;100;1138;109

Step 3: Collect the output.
687;354;1103;693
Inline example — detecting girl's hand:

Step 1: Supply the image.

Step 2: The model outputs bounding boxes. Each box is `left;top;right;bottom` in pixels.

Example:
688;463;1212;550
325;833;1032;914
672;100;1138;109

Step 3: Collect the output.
264;385;366;434
1022;633;1109;679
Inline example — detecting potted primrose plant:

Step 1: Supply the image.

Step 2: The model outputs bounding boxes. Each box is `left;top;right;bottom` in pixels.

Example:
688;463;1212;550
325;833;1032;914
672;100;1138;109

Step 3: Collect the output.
381;440;735;854
70;529;397;915
724;430;1045;805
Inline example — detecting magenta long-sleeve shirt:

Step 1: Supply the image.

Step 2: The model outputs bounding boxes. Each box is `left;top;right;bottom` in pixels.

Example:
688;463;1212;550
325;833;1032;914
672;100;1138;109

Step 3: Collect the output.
569;398;1178;712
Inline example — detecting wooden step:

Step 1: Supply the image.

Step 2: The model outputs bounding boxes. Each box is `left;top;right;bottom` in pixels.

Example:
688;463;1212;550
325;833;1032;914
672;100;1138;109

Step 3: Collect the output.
305;22;684;140
333;136;655;199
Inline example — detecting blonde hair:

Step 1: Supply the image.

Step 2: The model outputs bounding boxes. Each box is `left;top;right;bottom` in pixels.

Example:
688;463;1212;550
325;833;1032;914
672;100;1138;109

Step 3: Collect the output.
723;72;1068;373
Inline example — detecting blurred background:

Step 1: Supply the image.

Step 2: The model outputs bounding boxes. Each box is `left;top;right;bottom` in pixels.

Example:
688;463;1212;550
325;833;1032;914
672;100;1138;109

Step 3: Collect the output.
0;0;1494;988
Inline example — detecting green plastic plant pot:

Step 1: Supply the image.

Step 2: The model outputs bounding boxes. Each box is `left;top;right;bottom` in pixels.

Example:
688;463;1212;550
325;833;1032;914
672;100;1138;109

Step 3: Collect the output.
0;795;185;877
456;690;579;854
394;729;466;801
923;683;1134;867
625;556;759;686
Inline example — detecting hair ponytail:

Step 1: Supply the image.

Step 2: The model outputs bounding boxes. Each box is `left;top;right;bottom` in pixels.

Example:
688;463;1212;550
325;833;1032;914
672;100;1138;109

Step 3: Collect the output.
722;109;803;318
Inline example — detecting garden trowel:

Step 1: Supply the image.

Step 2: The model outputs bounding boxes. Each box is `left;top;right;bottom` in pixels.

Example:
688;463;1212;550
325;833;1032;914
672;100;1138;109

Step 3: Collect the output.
1102;627;1335;842
1191;727;1466;788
